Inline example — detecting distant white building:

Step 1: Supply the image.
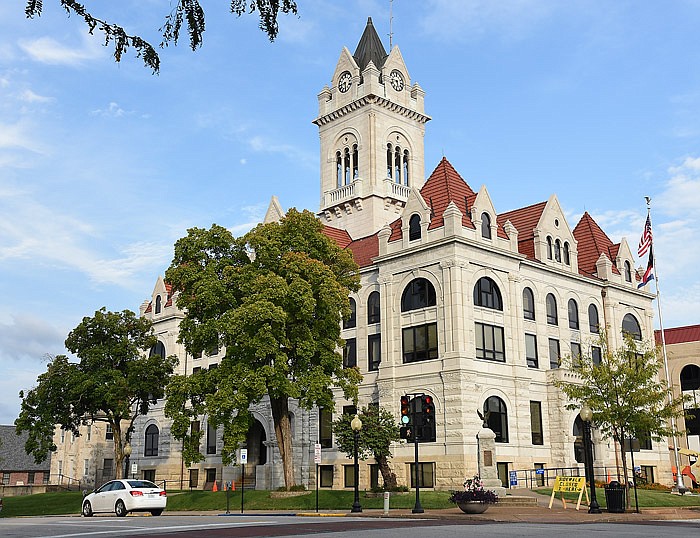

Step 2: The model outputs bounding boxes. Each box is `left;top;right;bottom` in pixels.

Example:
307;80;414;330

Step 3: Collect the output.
131;18;670;491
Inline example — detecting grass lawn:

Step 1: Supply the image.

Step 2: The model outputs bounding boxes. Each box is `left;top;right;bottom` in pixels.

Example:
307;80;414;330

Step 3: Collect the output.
533;487;700;508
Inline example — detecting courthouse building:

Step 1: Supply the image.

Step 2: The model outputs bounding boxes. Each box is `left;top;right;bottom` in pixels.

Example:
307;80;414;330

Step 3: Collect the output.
119;18;672;491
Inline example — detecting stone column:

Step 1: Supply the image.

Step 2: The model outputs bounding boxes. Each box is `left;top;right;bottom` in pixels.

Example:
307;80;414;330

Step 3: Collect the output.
476;427;507;498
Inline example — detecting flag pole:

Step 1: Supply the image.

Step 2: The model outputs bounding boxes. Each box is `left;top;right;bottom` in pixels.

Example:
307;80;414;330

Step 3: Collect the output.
645;197;686;493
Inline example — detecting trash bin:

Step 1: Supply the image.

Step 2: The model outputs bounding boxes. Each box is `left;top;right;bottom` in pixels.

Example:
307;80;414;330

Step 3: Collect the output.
604;481;626;513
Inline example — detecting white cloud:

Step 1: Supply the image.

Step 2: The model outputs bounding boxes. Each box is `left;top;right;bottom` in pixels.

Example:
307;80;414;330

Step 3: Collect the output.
247;135;315;168
19;88;53;103
91;102;127;118
18;33;103;66
0;314;65;363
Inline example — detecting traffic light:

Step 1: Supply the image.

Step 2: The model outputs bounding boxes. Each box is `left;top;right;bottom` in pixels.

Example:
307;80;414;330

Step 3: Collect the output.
421;395;436;442
399;425;413;441
400;395;411;425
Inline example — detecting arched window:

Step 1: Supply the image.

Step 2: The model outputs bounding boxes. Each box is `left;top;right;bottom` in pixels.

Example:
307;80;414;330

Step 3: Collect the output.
144;424;159;457
554;239;562;262
546;294;558;325
155;295;162;314
481;213;492;239
352;144;359;179
484;396;508;443
474;277;503;310
344;147;351;185
394;146;401;181
588;304;600;333
386;144;393;179
523;287;535;320
624;260;632;282
546;237;553;260
409;214;421;241
367;291;380;324
403;149;410;185
681;364;700;392
681;365;700;436
343;298;357;329
563;242;570;265
149;341;166;359
568;299;579;330
622;314;642;340
401;278;436;312
336;151;343;187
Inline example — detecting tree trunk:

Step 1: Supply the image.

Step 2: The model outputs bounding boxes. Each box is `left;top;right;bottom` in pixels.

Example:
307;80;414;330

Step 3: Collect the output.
113;422;124;480
376;455;398;490
270;395;296;490
617;433;631;509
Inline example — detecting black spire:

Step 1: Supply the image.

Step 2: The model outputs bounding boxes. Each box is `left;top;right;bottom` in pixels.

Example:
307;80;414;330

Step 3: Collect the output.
353;17;388;71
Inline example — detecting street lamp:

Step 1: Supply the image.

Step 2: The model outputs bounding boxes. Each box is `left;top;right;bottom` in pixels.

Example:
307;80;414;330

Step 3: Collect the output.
580;404;601;514
350;413;363;513
123;442;132;479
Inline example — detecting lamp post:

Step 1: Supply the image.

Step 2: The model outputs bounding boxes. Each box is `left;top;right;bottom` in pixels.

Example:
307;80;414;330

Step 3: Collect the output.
350;413;363;513
123;442;132;480
580;404;601;514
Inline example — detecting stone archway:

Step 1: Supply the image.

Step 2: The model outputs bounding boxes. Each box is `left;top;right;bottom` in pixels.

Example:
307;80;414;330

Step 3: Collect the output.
246;419;268;466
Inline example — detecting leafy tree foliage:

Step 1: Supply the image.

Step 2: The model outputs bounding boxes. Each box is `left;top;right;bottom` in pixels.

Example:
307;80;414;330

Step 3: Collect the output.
332;405;401;490
15;308;177;478
164;209;360;489
24;1;299;73
554;332;688;504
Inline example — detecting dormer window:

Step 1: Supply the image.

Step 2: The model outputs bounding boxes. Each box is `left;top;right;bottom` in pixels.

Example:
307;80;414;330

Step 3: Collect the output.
546;237;553;260
481;213;492;239
563;242;570;265
155;295;162;314
409;214;421;241
624;260;632;282
554;239;561;262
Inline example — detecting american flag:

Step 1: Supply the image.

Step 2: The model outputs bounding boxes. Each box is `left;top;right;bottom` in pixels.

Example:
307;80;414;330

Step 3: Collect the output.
637;248;655;289
638;215;652;258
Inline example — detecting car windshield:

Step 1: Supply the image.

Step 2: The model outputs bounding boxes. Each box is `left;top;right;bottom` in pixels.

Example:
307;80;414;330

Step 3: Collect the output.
127;480;158;489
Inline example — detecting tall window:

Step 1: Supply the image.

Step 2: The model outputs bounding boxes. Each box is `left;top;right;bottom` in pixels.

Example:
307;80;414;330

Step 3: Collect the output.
523;287;535;320
546;294;558;325
319;408;332;448
343;298;357;329
546;236;553;259
591;345;602;365
475;322;505;362
144;424;159;457
150;341;166;359
401;278;436;312
368;334;381;371
624;260;632;282
367;291;380;324
525;333;538;368
402;323;438;363
588;304;600;333
387;143;410;185
571;342;582;367
409;463;435;488
409;214;421;241
343;338;357;368
336;151;343;187
106;424;113;440
403;149;410;185
530;401;544;445
568;299;579;330
549;338;560;369
554;239;562;262
207;423;217;455
474;277;503;310
563;242;570;265
484;396;508;443
481;213;492;239
622;314;642;340
155;295;162;314
336;140;359;186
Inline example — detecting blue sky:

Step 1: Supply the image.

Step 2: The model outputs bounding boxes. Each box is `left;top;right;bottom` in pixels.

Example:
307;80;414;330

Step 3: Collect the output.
1;1;699;424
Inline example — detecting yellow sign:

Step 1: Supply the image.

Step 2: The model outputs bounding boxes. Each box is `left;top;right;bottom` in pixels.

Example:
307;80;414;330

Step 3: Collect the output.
549;475;589;510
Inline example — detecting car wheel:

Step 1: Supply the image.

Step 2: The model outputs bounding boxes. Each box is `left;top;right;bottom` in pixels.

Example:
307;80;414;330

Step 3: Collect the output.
82;501;93;517
150;509;163;516
115;500;128;517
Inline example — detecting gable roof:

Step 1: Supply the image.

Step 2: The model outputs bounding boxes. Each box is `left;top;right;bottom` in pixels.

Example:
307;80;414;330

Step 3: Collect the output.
353;17;388;71
573;211;621;277
0;425;50;471
655;324;700;346
498;201;547;260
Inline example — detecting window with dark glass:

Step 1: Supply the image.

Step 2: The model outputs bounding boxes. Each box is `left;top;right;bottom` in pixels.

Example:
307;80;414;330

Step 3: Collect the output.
563;242;570;265
571;342;582;367
588;304;600;333
188;469;199;488
155;295;162;314
342;405;357;416
546;236;553;259
546;294;558;325
367;291;380;324
402;323;438;363
484;396;508;443
549;338;560;369
319;408;332;448
591;345;602;366
401;278;436;311
343;298;356;329
525;333;538;368
622;313;642;340
409;214;421;241
523;287;535;320
530;401;544;445
639;434;652;450
474;277;503;310
554;239;561;262
344;464;357;488
481;213;492;239
206;422;217;454
624;260;632;282
320;465;333;487
343;338;357;368
368;334;381;371
149;341;166;359
568;299;579;330
475;322;505;362
106;424;113;440
409;462;435;488
144;424;159;457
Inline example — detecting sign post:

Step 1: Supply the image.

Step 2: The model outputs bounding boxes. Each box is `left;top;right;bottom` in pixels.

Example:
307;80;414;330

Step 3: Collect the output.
548;476;588;510
314;443;321;513
240;448;248;514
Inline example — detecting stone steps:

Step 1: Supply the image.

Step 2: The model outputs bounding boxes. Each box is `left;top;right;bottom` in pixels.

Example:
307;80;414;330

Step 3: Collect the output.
496;496;538;506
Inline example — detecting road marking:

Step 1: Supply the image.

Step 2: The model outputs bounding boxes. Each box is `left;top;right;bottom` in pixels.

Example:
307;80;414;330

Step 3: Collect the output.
41;520;274;538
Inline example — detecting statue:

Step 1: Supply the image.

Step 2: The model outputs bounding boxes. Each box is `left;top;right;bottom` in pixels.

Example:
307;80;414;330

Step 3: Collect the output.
476;409;490;428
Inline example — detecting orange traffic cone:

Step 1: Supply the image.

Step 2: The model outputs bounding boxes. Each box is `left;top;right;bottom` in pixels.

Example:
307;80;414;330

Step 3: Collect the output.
231;479;236;491
212;480;218;492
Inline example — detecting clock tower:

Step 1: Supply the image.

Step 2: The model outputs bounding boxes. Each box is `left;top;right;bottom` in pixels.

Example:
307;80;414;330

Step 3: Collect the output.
314;17;430;240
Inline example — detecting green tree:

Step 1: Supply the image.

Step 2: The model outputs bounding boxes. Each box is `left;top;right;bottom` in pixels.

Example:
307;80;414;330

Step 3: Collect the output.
15;308;177;478
24;1;298;74
554;332;688;505
332;405;401;490
164;209;361;489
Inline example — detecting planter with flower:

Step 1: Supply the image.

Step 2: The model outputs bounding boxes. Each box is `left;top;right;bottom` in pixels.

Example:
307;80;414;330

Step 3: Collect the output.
448;475;499;514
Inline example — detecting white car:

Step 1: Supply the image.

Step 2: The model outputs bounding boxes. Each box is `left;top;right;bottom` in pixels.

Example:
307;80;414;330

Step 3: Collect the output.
82;479;167;517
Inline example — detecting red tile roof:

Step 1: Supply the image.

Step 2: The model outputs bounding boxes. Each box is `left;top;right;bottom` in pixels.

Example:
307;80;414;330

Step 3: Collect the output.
322;225;353;249
573;211;621;277
322;225;378;268
655;324;700;345
498;201;547;260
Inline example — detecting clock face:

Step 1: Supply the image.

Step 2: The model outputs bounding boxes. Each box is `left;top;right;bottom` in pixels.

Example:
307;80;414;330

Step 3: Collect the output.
338;71;352;93
390;69;404;91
